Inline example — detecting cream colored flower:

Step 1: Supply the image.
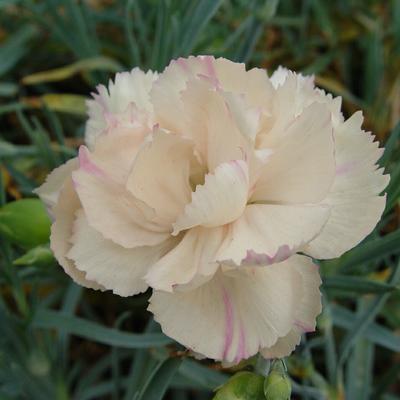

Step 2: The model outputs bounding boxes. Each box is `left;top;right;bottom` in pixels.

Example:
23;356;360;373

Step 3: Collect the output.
36;56;388;364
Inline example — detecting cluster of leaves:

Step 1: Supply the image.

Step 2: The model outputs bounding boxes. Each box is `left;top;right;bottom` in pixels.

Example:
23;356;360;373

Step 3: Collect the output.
0;0;399;399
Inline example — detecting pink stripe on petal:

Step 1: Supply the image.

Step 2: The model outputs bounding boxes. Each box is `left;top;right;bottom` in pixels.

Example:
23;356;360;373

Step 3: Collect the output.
222;286;234;360
176;57;190;72
242;245;292;266
294;320;315;333
72;179;80;190
200;55;220;88
78;146;105;178
235;324;248;363
104;111;118;129
93;87;108;110
203;56;216;79
336;161;356;175
230;160;248;182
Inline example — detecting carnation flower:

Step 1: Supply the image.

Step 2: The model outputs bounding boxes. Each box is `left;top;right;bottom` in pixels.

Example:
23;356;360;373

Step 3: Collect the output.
36;56;388;364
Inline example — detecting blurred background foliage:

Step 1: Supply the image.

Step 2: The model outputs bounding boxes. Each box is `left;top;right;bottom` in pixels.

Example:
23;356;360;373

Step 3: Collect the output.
0;0;399;399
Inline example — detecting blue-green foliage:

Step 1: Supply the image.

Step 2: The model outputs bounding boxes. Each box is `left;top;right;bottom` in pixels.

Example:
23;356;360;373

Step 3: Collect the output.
0;1;399;399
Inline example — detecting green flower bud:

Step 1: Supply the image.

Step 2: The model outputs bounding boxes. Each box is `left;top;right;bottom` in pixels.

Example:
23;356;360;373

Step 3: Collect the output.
213;372;265;400
13;245;54;267
0;199;51;248
264;361;292;400
27;350;50;377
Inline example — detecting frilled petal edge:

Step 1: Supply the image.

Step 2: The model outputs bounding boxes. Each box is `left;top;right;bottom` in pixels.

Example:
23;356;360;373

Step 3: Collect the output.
148;255;321;364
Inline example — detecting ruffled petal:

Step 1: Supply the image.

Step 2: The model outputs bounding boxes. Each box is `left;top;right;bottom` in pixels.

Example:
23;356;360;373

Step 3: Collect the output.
151;56;273;135
181;78;253;171
34;158;78;214
304;112;389;258
172;160;249;234
150;56;217;133
72;146;170;248
145;226;224;292
67;210;177;296
260;328;302;359
85;68;157;149
261;259;322;358
213;58;274;109
217;203;330;266
126;129;193;222
252;102;336;204
91;130;146;184
269;66;291;88
257;69;343;149
149;255;319;363
50;178;102;290
220;91;261;142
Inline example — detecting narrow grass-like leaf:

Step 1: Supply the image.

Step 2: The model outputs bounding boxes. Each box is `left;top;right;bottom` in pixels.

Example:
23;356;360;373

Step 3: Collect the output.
123;319;160;400
0;167;6;207
3;163;36;195
74;352;128;397
111;312;132;400
16;111;57;168
345;299;375;400
337;263;400;367
32;309;172;348
315;75;363;107
393;0;400;53
373;362;400;398
22;94;87;115
319;295;337;385
364;30;384;104
385;162;400;213
178;0;223;56
332;305;400;353
233;17;264;63
137;357;183;400
130;0;151;65
22;57;122;85
380;121;400;166
179;359;228;390
0;82;18;97
323;275;398;294
124;0;141;66
150;0;168;71
310;0;336;43
59;283;83;365
0;25;37;76
345;338;374;400
0;102;26;114
339;229;400;271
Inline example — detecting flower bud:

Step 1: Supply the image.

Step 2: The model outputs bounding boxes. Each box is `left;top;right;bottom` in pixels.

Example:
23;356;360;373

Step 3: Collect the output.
13;245;54;267
213;371;265;400
0;199;51;248
264;361;292;400
27;350;50;377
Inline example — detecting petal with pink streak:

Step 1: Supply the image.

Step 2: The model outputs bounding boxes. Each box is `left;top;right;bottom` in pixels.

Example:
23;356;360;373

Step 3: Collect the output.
72;146;170;248
304;111;389;258
50;178;103;290
145;226;224;292
252;102;336;204
217;203;330;267
149;255;320;364
261;259;321;358
67;209;178;296
85;68;157;149
34;157;78;216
